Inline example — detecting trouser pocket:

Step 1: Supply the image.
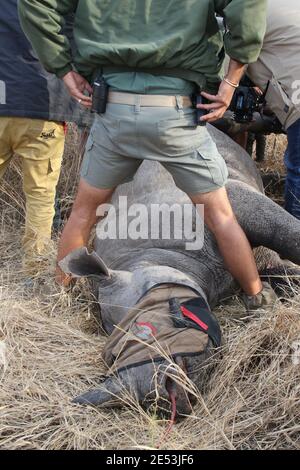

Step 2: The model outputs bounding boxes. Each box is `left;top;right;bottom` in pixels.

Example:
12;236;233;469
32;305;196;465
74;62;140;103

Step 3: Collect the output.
195;148;228;187
156;109;201;156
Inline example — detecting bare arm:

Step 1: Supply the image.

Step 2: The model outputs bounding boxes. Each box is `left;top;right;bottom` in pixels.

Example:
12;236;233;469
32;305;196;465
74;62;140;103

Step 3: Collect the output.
198;59;245;123
19;0;92;108
199;0;267;123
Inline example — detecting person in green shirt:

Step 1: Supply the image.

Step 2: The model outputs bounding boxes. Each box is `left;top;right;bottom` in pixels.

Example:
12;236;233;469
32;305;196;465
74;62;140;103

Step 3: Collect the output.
19;0;276;312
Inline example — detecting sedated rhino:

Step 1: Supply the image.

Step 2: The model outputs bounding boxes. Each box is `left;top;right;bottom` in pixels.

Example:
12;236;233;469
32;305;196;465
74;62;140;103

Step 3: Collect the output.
60;125;300;417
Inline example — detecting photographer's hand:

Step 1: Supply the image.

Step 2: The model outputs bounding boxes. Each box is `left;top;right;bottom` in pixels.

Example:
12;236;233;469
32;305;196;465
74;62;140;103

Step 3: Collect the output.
197;58;246;123
198;81;236;123
62;71;93;108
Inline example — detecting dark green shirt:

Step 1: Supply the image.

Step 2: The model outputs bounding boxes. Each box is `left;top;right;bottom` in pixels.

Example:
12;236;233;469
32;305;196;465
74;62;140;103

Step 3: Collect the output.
19;0;267;93
104;72;196;95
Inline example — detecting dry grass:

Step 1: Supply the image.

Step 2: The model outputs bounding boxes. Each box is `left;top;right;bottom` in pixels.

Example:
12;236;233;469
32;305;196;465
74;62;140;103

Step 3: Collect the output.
0;131;300;450
259;133;287;175
257;133;288;205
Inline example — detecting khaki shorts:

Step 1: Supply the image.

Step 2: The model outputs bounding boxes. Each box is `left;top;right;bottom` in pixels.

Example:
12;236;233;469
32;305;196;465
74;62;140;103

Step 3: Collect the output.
81;102;228;195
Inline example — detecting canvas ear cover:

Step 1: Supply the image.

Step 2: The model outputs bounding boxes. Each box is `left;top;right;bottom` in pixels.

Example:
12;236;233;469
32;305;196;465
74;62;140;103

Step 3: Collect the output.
59;247;110;278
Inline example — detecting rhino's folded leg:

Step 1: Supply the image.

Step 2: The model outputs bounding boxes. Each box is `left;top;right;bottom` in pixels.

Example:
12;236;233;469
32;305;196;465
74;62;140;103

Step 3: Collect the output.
227;182;300;266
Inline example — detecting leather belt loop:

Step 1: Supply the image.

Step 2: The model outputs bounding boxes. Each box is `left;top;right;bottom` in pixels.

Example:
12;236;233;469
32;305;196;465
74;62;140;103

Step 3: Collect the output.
175;95;184;111
134;94;141;114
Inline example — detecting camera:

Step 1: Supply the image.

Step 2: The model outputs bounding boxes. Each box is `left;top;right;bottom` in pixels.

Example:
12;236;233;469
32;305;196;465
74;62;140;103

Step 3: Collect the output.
229;86;264;123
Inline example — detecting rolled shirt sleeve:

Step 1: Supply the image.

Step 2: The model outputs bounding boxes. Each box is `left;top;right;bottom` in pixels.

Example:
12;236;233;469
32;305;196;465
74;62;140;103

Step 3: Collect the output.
18;0;78;77
215;0;267;64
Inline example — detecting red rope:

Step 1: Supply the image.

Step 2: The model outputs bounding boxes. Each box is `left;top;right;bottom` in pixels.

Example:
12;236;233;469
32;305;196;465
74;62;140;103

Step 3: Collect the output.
156;390;177;449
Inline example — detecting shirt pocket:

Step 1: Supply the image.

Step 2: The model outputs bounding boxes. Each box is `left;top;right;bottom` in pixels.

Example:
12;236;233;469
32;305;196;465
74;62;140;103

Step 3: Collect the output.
265;77;295;129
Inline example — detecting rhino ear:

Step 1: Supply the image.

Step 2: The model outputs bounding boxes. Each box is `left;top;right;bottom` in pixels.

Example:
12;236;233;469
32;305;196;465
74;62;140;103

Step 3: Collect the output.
72;377;122;407
59;247;110;278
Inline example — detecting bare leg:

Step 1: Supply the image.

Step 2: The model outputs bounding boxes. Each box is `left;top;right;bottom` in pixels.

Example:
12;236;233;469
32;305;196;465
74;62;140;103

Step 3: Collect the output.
190;187;262;296
56;178;115;285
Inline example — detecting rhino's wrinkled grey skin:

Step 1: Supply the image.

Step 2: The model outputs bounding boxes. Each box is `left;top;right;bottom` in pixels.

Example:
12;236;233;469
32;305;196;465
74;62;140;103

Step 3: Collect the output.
73;359;206;416
63;125;300;414
72;339;216;416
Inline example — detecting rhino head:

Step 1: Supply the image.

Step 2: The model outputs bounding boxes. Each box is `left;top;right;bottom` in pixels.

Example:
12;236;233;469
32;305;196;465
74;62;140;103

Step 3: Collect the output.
72;360;198;417
59;248;218;417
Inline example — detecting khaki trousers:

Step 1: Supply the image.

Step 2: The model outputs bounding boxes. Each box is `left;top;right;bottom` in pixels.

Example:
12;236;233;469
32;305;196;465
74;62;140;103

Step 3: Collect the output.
0;117;65;271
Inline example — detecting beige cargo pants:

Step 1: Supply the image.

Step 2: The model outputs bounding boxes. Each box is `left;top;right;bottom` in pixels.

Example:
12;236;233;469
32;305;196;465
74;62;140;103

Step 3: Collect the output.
0;117;65;273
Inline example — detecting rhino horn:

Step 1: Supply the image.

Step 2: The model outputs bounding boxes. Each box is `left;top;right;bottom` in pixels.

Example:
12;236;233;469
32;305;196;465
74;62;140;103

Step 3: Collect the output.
59;246;111;278
72;377;123;407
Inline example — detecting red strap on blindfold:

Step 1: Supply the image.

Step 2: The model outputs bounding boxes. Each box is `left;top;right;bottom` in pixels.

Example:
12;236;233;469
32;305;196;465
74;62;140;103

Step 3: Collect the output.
180;306;209;331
